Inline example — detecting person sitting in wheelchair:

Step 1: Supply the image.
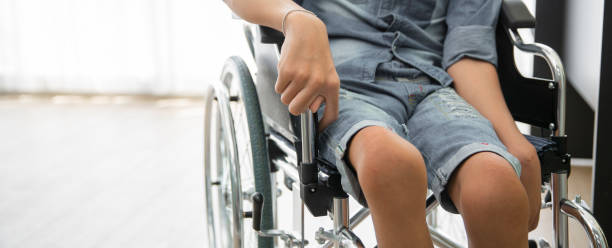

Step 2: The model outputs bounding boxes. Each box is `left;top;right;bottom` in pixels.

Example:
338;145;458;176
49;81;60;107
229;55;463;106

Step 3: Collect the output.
225;0;542;247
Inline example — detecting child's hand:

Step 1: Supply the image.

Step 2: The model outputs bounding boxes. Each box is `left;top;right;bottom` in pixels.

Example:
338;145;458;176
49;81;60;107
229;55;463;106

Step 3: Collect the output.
274;11;339;131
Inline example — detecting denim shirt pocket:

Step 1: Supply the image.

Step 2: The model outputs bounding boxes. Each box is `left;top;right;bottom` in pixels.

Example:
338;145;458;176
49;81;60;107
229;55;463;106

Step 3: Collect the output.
401;0;436;25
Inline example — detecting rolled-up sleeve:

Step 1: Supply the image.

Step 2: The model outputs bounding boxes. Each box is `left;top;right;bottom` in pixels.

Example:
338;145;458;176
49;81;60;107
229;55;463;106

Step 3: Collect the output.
442;0;502;70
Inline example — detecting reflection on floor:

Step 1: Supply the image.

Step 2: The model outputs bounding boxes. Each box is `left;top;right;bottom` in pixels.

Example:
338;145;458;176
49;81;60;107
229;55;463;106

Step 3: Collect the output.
0;95;595;247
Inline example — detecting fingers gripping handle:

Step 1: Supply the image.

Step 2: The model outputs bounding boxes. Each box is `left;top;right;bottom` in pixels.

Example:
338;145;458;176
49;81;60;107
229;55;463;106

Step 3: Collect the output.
251;192;264;231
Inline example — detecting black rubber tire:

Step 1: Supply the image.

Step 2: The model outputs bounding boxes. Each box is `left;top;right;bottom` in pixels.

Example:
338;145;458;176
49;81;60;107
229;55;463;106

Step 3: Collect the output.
221;56;274;248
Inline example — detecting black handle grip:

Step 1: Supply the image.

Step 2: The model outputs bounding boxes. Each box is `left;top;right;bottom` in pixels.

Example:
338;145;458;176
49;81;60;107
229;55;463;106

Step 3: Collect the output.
500;0;536;29
251;192;264;231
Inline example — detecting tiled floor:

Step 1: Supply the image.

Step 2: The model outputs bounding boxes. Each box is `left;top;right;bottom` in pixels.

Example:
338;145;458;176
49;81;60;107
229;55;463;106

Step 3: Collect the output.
0;95;595;247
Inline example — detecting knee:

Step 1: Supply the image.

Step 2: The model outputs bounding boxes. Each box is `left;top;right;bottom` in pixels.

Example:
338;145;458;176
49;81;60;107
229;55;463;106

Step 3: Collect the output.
349;127;427;193
513;145;540;174
356;147;427;192
508;145;542;231
456;153;530;226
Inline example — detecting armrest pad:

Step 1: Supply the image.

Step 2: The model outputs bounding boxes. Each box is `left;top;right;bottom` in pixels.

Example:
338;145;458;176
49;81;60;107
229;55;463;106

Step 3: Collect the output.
500;0;536;29
259;26;284;44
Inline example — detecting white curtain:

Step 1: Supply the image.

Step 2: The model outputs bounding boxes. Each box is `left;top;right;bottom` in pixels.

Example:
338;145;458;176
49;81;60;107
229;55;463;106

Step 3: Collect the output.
0;0;251;96
0;0;541;96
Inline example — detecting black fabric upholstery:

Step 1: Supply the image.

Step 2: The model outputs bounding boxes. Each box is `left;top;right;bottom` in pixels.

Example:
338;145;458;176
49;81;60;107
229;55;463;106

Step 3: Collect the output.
258;26;284;45
524;134;571;183
496;20;557;129
319;135;562;180
525;134;557;152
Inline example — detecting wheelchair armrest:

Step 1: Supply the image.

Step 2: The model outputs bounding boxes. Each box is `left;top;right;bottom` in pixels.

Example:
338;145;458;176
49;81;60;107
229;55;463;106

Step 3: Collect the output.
256;0;303;44
496;4;567;133
496;25;558;129
500;0;536;29
259;25;285;45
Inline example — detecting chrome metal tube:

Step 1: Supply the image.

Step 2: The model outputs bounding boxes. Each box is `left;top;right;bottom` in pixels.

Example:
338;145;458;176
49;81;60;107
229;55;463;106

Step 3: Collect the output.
212;82;244;248
551;172;569;248
299;111;315;248
333;197;350;233
273;158;299;183
349;208;370;230
331;197;350;248
318;232;336;248
268;133;298;161
508;28;567;136
203;85;217;248
561;199;609;248
270;172;279;248
292;181;302;237
300;111;315;164
339;228;366;248
425;194;440;215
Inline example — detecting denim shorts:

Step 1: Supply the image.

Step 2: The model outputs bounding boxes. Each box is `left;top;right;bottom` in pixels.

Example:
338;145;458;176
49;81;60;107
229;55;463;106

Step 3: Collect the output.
316;60;521;213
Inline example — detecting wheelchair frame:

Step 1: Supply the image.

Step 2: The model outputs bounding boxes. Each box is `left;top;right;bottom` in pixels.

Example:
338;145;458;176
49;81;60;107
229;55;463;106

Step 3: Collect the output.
204;1;609;247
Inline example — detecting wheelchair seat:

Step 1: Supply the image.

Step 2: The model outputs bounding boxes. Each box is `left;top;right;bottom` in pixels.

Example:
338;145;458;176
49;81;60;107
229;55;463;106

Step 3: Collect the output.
313;134;565;186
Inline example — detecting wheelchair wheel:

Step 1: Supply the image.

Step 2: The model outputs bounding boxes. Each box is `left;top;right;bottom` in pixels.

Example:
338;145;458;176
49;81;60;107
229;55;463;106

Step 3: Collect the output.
204;56;274;248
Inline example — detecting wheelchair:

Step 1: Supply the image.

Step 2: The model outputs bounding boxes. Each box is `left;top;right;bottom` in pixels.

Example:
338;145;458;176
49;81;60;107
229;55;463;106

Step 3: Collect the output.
203;1;609;247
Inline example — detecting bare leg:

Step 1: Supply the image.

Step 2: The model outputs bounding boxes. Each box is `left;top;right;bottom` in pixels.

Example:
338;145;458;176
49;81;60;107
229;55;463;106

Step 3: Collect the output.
511;145;542;231
347;126;433;248
447;152;530;248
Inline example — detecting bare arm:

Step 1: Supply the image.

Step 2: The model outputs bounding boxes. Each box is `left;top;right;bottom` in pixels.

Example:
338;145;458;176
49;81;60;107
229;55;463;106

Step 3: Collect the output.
223;0;340;130
222;0;301;31
448;58;541;230
448;58;522;145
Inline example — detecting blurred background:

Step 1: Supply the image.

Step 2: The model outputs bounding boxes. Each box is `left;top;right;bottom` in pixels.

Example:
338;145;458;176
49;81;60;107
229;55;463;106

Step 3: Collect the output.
0;0;251;247
0;0;607;247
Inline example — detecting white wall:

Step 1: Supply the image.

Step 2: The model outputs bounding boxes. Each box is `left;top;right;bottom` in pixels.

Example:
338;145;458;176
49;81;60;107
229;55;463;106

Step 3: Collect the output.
563;0;605;110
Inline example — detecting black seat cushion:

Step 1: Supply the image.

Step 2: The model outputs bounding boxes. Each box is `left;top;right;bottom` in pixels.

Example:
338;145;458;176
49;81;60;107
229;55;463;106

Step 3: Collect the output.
525;134;570;182
525;134;557;154
317;157;341;176
316;134;564;184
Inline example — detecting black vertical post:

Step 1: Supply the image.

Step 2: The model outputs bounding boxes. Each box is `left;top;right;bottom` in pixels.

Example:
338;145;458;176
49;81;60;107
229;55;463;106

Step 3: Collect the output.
592;0;612;237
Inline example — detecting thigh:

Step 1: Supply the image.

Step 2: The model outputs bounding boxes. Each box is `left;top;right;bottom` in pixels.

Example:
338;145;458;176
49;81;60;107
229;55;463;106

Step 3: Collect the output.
316;88;408;206
406;87;521;213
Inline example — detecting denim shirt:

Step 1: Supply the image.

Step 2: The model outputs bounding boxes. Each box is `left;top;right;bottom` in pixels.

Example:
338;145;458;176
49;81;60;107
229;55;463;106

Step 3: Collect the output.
300;0;502;86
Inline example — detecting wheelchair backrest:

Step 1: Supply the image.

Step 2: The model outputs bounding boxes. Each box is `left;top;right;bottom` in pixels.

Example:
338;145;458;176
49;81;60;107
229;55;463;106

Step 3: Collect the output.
251;25;297;141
